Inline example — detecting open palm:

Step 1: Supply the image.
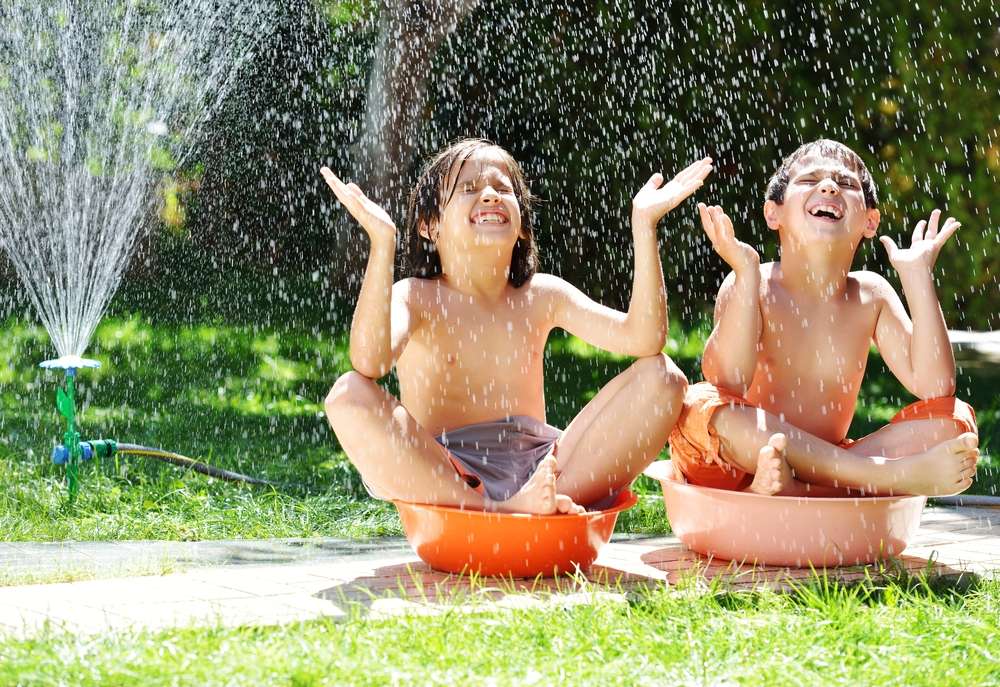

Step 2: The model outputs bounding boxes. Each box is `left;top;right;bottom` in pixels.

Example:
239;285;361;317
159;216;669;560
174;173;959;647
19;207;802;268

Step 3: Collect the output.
632;157;713;228
321;167;396;246
880;208;959;273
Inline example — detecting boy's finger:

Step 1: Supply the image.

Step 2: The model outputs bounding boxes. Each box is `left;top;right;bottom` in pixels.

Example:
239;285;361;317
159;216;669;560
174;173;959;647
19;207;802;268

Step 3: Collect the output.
711;208;731;241
911;220;926;244
926;208;941;239
698;203;717;240
879;236;897;254
936;221;960;246
641;173;664;192
677;158;711;183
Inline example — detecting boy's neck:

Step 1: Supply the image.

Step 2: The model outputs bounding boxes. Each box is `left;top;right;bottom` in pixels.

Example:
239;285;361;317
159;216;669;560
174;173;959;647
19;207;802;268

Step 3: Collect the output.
439;252;512;301
777;240;857;298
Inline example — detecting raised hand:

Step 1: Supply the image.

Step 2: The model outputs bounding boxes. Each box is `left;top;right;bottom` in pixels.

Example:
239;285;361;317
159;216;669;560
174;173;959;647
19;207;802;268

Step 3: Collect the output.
879;208;960;274
321;167;396;247
698;202;759;273
631;157;713;230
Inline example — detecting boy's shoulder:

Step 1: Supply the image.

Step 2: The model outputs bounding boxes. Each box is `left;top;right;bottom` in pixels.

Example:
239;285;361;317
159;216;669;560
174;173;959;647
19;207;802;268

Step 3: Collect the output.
391;277;439;310
525;272;566;291
847;269;897;302
521;273;579;303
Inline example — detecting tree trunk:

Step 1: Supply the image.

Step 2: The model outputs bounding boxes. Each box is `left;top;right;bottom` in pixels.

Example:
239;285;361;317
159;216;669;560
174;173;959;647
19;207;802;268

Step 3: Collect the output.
352;0;478;237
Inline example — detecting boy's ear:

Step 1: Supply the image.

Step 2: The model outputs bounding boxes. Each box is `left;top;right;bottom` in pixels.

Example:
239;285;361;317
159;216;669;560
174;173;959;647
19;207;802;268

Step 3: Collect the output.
763;200;781;231
418;220;434;241
862;208;880;238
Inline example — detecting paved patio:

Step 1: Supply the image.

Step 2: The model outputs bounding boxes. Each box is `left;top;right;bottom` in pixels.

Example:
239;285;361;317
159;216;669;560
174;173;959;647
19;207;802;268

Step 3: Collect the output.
1;504;997;639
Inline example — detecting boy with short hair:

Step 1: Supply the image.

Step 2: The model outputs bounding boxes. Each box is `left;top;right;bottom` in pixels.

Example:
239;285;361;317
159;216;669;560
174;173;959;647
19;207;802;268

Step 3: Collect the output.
671;139;978;496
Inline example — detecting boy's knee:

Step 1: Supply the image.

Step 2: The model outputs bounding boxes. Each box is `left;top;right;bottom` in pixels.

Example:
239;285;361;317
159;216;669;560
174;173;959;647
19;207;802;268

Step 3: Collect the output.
325;371;377;419
635;353;688;402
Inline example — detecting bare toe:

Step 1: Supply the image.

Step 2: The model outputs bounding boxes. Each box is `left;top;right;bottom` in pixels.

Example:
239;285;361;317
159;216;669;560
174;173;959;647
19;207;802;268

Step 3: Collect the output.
950;433;979;453
768;433;787;452
555;495;584;514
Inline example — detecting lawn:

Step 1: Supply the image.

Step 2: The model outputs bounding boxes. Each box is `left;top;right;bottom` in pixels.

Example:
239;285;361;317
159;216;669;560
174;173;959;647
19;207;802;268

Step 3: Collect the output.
0;313;997;542
0;575;997;686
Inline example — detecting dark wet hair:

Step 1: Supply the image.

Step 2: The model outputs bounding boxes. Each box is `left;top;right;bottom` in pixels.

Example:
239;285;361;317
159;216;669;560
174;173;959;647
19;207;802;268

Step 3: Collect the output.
765;139;878;208
404;138;539;287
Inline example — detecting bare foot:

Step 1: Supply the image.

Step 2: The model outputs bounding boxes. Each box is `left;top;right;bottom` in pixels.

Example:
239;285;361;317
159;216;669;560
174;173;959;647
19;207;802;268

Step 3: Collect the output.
888;433;980;496
487;457;585;515
747;433;798;496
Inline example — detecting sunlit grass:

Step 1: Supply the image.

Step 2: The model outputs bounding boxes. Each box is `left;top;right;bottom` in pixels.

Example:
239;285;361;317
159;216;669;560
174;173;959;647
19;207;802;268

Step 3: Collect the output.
0;315;996;542
0;575;996;686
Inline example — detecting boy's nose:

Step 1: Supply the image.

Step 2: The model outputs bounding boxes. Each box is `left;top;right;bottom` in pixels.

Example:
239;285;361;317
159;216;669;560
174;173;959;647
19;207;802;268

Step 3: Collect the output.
818;180;840;195
480;187;501;203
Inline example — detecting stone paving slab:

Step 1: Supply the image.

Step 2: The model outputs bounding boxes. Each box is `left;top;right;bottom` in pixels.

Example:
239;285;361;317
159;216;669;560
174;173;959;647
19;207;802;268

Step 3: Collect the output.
0;536;416;579
0;506;997;639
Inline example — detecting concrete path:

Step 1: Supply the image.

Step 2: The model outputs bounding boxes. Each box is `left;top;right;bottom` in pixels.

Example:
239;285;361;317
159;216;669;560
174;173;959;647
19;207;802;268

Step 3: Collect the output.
1;505;998;639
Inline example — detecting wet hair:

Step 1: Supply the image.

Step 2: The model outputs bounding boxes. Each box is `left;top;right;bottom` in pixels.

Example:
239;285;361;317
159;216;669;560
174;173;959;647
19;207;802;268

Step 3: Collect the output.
765;139;878;208
404;138;539;287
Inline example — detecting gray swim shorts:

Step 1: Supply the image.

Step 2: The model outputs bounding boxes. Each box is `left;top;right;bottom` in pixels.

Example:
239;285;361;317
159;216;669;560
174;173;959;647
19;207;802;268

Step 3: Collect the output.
361;415;558;503
363;414;622;509
438;415;561;502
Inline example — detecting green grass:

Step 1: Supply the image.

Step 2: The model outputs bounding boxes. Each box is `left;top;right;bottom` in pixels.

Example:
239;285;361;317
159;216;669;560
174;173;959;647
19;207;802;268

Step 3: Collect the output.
0;315;996;542
0;575;997;686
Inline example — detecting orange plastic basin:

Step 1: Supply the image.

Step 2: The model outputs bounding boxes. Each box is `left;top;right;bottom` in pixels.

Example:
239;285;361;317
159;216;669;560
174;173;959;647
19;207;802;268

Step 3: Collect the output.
393;490;637;577
644;461;925;567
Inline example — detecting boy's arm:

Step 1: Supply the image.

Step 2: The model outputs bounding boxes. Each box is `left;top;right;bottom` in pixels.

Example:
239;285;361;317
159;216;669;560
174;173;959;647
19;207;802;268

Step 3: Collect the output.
874;209;959;399
322;168;414;379
698;204;762;395
545;159;712;356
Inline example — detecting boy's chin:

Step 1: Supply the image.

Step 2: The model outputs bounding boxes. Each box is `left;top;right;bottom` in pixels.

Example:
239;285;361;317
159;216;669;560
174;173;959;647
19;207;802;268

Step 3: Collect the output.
469;225;518;245
786;219;863;243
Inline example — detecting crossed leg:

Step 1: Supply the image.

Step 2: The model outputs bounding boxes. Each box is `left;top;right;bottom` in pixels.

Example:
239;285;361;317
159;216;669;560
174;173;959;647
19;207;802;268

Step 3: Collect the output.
711;404;979;496
554;353;688;506
324;372;580;514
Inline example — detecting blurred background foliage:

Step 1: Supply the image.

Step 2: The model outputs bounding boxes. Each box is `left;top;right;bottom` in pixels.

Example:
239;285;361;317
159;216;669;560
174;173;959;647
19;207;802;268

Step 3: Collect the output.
2;0;996;330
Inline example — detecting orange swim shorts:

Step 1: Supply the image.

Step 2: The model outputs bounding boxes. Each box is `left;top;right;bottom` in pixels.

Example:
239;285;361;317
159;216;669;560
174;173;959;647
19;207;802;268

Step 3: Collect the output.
667;381;978;492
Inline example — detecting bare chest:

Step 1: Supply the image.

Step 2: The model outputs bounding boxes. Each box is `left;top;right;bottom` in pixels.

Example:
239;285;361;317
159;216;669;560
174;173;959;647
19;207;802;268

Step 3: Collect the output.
757;292;877;389
398;300;548;390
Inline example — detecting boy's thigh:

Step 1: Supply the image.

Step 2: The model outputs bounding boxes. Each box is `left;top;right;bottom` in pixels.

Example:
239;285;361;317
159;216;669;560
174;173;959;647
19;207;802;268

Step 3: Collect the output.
554;355;682;483
327;373;454;474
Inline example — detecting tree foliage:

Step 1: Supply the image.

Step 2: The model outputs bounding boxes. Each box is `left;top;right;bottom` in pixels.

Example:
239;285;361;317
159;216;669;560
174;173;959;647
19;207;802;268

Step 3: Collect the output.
9;0;992;330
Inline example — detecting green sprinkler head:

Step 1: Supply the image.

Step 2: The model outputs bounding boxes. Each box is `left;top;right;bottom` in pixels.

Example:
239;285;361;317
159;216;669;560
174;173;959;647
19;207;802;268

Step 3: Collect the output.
40;355;101;503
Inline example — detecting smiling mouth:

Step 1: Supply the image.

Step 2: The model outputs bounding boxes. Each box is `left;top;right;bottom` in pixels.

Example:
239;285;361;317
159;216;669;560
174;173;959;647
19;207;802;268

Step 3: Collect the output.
808;204;844;220
473;211;508;225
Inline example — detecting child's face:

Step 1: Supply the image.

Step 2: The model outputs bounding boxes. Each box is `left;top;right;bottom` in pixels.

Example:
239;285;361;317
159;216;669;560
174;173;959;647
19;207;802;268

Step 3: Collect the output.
764;153;879;246
427;149;524;253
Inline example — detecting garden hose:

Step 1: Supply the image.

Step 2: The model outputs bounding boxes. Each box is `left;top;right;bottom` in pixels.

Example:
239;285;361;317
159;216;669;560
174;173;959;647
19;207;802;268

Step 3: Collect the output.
115;444;277;487
52;440;277;487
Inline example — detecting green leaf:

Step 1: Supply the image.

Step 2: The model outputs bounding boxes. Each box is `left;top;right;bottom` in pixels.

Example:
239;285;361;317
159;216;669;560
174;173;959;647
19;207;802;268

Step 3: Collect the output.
56;387;74;419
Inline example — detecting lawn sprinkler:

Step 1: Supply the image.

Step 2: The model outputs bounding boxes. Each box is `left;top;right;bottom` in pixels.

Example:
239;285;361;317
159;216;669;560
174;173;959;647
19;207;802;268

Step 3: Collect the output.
41;355;274;504
41;355;102;503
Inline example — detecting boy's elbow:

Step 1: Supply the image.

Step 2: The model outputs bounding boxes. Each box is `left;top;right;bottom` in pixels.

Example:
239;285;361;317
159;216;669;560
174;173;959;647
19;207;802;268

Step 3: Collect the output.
348;354;388;380
628;335;666;358
702;357;749;396
913;378;956;400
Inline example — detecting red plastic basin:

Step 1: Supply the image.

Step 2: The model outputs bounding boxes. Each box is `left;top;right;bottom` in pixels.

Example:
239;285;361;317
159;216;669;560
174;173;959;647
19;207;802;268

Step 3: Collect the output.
393;490;637;577
644;461;925;567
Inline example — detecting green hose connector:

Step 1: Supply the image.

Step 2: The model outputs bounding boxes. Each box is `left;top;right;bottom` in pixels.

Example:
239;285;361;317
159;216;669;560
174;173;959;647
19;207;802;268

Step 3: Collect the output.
56;370;81;503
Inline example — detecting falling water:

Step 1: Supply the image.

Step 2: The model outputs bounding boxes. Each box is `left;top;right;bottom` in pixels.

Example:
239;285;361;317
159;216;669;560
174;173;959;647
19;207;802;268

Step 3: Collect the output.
0;0;275;357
